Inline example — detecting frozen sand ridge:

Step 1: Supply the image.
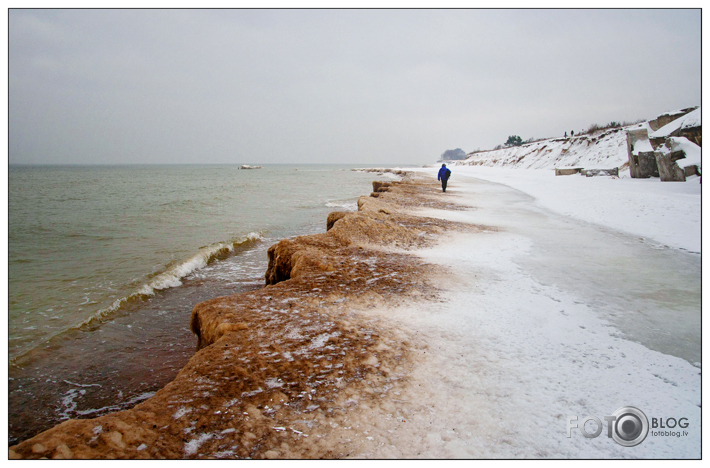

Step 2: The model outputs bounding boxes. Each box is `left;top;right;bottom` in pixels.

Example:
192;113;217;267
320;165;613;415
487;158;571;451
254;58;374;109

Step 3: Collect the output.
9;177;479;459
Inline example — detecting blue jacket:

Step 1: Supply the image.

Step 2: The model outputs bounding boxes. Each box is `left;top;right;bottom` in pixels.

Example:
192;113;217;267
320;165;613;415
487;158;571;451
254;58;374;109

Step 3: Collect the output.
438;166;451;181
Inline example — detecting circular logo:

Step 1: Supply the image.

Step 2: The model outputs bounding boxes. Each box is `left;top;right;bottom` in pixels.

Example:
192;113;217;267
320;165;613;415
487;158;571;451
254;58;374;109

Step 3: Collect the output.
611;407;649;447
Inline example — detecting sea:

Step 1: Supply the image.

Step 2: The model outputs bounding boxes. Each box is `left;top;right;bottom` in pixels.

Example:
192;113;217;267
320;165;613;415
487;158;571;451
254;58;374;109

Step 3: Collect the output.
8;163;396;444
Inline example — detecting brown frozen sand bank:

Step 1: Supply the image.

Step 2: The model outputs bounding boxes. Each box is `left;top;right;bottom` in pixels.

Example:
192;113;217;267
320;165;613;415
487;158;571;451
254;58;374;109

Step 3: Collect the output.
9;175;480;459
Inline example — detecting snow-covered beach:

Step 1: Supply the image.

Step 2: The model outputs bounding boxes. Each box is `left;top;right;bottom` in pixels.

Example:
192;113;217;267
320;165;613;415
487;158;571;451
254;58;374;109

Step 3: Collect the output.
351;168;700;458
443;165;700;253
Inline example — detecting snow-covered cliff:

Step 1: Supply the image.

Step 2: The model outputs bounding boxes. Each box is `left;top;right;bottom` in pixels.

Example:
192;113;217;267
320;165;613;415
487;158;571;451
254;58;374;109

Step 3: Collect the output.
456;127;630;170
455;106;701;179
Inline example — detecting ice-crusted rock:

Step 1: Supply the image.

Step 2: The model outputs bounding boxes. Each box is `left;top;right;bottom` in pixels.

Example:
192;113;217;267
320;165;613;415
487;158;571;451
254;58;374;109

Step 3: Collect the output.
326;211;348;231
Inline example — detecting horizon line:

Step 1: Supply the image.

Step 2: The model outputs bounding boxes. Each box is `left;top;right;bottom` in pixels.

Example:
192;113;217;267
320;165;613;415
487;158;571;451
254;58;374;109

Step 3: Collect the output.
8;162;427;167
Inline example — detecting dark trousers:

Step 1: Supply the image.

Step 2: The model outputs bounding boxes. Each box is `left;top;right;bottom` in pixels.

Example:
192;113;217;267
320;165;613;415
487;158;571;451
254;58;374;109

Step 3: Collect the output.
441;179;448;192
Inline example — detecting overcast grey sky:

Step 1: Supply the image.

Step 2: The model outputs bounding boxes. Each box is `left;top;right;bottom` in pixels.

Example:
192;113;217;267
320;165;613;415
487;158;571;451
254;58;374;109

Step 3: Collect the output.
9;9;701;165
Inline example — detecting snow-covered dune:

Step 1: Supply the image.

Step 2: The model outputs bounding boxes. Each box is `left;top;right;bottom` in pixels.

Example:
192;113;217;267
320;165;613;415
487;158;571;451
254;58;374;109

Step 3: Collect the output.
459;127;630;170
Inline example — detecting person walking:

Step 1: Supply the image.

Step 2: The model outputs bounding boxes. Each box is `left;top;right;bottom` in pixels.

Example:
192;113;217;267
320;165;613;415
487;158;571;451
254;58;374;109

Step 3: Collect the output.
438;164;451;192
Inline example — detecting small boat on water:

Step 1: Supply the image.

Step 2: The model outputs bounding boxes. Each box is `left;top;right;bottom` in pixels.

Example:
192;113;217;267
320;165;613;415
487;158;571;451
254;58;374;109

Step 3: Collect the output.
239;165;263;169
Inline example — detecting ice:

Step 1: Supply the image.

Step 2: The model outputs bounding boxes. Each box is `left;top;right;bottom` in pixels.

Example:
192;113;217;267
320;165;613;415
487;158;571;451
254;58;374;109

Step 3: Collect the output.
63;380;102;388
173;406;192;419
357;170;699;458
307;332;340;350
58;389;78;419
184;433;214;457
426;166;701;253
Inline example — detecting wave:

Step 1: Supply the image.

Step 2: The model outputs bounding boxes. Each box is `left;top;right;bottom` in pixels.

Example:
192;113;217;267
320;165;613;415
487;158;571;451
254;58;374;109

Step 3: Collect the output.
9;232;263;364
77;232;264;328
325;200;358;210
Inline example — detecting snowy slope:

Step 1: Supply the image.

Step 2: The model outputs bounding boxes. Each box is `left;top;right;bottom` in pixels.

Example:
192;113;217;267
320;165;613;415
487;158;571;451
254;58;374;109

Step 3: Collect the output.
460;127;630;170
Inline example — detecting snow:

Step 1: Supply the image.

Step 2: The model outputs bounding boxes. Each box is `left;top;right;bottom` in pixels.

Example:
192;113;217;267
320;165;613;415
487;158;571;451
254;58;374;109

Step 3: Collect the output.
173;406;192;419
663;137;702;170
650;108;701;138
450;116;700;241
264;378;284;389
631;138;654;154
184;433;214;457
460;127;629;170
359;173;700;458
679;108;701;129
664;107;693;117
420;166;700;253
307;332;339;350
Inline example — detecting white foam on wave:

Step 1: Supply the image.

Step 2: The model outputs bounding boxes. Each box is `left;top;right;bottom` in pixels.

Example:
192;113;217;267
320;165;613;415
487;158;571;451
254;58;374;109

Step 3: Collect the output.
10;232;265;364
325;201;357;211
379;172;403;180
76;232;264;329
148;231;263;290
74;391;156;417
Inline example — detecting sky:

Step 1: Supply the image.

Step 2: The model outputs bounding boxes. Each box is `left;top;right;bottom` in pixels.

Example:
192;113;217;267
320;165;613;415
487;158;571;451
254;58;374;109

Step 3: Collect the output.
7;8;702;165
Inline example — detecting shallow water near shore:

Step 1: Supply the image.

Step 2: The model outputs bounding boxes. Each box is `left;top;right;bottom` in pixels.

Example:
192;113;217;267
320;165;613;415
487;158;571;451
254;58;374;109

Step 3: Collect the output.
8;163;392;444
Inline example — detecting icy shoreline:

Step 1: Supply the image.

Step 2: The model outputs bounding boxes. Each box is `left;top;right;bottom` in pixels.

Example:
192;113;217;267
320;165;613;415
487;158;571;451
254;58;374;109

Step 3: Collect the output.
356;172;700;458
9;173;700;459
